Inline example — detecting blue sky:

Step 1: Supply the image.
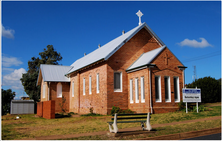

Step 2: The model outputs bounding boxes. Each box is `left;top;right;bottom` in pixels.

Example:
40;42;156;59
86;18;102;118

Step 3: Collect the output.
1;1;221;99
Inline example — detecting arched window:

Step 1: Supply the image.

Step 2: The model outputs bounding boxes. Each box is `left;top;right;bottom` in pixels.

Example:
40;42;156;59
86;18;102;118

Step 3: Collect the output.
57;83;62;98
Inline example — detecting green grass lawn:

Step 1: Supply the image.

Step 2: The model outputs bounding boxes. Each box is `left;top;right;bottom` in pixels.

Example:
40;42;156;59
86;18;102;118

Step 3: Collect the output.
1;103;221;140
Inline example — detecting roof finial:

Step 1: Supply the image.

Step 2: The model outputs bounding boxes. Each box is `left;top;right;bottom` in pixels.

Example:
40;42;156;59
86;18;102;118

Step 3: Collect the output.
136;10;143;26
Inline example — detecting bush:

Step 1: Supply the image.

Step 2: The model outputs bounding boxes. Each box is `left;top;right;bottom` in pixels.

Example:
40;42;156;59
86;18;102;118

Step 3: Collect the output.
178;101;186;111
186;77;221;103
111;106;134;114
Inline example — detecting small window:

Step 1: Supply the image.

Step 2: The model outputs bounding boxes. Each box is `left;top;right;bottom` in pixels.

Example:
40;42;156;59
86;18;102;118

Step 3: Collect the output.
83;78;85;95
43;83;46;98
130;79;133;103
114;72;122;92
165;76;171;102
89;76;92;94
57;83;62;98
155;76;161;102
72;81;74;97
97;73;99;93
135;78;139;103
174;77;180;102
141;77;145;103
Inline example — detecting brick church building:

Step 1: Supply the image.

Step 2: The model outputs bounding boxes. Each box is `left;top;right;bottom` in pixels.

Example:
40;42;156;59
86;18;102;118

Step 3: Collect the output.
37;12;186;115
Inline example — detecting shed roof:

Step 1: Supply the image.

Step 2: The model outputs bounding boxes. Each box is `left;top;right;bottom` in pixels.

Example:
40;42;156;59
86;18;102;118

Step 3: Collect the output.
37;64;73;85
66;22;165;75
126;46;166;71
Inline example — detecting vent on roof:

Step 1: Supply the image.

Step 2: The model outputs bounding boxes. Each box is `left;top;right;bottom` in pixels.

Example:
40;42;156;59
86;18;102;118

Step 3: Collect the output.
98;44;101;48
122;30;125;35
84;53;86;56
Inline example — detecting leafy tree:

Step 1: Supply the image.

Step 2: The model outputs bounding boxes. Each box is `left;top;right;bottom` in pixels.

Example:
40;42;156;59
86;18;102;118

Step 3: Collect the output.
2;89;16;115
186;77;221;103
20;45;62;103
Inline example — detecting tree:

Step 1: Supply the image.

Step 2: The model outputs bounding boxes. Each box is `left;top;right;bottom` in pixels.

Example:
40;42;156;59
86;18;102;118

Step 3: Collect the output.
2;89;16;115
186;76;221;103
20;45;62;103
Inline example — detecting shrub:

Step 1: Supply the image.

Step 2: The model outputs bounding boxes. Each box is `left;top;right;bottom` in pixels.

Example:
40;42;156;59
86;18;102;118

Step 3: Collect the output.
178;101;186;111
111;106;134;114
111;106;121;114
192;105;207;112
186;77;221;103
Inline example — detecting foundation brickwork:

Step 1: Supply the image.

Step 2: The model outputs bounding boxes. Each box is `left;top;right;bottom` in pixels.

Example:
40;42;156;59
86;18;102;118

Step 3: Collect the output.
42;100;55;119
37;101;43;117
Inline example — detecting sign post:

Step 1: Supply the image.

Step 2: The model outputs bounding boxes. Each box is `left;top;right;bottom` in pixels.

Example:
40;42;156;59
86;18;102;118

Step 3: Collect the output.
182;88;201;113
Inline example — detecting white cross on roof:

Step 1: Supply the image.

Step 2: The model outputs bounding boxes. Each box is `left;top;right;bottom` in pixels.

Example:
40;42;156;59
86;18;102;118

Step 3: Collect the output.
136;10;143;26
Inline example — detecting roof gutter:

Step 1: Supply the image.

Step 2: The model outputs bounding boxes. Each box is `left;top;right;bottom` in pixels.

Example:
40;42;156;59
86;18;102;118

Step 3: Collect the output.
126;64;156;73
65;58;105;76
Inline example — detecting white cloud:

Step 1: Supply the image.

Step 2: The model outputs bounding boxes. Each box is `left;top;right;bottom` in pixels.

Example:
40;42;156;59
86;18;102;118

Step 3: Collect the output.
2;55;23;67
177;38;213;48
2;68;27;90
2;25;15;39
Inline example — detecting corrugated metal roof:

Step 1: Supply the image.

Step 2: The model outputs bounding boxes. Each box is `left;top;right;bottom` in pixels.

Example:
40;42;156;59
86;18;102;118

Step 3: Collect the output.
126;46;166;71
40;64;72;82
66;22;165;75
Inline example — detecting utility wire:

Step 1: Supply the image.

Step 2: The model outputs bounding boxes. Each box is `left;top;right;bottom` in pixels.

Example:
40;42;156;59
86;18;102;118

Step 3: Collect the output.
182;50;221;63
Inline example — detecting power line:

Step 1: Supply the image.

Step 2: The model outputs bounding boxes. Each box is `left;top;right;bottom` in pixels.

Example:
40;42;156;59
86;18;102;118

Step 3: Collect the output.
182;50;221;63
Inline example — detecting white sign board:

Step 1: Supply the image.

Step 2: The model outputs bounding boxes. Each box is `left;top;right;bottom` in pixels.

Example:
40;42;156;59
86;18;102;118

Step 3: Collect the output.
182;88;201;102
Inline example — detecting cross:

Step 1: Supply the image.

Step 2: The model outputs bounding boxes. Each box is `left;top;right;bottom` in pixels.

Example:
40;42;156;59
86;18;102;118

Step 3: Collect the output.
136;10;143;26
164;53;170;65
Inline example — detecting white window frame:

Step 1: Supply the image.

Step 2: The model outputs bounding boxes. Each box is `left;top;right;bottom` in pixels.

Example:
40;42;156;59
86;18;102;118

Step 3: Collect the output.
130;79;133;103
141;77;145;103
43;83;46;98
89;76;92;95
155;76;161;102
57;82;62;98
165;76;171;102
135;78;139;103
114;72;122;92
96;73;99;93
83;78;85;95
72;81;74;97
174;76;180;102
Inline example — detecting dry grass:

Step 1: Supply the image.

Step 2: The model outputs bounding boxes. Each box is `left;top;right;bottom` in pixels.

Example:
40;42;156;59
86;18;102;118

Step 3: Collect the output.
65;119;221;140
2;103;221;140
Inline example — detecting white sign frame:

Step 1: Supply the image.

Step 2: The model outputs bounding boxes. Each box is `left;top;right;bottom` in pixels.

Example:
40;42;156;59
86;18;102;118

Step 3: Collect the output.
182;88;201;113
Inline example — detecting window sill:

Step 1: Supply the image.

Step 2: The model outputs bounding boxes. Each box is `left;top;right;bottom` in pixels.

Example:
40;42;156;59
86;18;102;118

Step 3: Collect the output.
130;101;134;104
165;100;171;102
155;100;162;102
136;100;139;103
141;100;145;103
114;89;122;92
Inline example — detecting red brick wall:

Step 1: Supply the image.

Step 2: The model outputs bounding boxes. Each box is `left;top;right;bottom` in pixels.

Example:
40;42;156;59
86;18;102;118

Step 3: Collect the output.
69;73;80;114
42;100;55;119
128;69;150;113
69;63;108;115
37;102;43;117
151;48;183;114
50;82;70;113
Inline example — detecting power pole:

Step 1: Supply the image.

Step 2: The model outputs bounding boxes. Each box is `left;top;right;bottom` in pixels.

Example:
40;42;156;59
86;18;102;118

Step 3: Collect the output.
193;65;197;82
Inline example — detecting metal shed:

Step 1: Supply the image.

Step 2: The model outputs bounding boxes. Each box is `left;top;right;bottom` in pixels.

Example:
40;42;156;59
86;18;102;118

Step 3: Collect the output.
10;100;34;114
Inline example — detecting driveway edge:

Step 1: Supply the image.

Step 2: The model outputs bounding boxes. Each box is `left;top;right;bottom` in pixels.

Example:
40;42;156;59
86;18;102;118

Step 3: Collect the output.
136;127;221;140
